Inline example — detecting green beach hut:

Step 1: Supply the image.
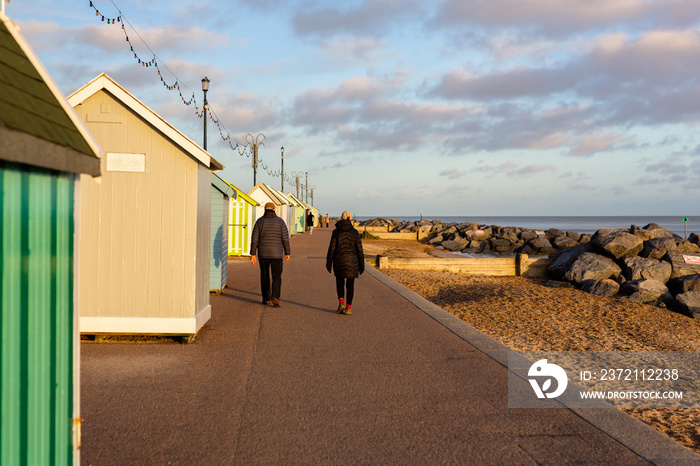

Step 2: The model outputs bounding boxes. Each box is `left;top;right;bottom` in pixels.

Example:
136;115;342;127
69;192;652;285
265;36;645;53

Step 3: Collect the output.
1;12;102;465
211;174;236;294
287;193;307;235
227;181;260;256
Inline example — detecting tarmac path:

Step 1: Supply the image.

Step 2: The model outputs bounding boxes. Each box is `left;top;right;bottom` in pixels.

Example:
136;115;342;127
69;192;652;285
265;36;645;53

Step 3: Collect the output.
80;227;700;464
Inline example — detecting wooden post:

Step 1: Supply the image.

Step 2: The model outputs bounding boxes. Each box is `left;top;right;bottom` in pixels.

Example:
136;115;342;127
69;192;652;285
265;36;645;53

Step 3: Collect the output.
516;253;528;276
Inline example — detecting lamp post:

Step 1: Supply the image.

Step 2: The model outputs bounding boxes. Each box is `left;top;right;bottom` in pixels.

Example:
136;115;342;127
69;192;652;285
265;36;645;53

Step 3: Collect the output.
244;133;266;186
280;146;284;192
305;172;308;203
201;77;210;151
290;171;303;198
309;186;316;206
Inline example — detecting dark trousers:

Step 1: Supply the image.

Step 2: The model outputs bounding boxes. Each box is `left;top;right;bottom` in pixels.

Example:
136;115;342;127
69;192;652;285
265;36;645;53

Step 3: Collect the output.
259;258;283;301
336;276;355;305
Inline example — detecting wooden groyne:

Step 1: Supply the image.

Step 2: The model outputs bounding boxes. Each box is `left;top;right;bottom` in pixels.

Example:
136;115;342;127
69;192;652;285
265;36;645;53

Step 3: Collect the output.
374;254;552;279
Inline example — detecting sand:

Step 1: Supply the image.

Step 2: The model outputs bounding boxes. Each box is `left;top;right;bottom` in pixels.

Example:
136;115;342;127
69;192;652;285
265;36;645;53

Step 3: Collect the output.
362;238;700;455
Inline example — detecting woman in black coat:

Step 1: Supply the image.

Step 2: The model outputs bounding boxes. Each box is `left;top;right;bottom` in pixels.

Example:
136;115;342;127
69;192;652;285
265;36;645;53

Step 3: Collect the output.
326;211;364;315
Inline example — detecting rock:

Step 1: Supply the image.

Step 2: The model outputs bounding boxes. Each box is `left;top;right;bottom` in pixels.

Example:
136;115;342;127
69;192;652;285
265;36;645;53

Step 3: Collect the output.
676;239;700;253
468;240;488;252
518;244;538;255
580;279;620;297
442;238;469;251
428;234;444;245
673;291;700;318
520;230;538;242
464;229;491;241
663;251;700;279
620;256;672;284
553;236;578;250
528;236;553;251
620;279;669;303
632;225;674;241
564;252;622;284
490;238;513;252
579;234;592;244
547;243;592;280
641;237;677;260
497;231;519;244
667;274;700;295
688;232;700;245
566;231;581;242
592;230;644;259
546;228;565;239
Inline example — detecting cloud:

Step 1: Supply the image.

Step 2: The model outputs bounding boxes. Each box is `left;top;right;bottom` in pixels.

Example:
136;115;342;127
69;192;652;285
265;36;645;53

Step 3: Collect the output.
292;0;424;38
473;161;557;178
439;168;468;179
432;0;700;38
568;133;625;156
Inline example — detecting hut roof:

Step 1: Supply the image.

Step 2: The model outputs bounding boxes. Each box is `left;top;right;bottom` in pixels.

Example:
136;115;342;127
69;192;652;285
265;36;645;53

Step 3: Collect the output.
68;73;223;171
0;13;101;175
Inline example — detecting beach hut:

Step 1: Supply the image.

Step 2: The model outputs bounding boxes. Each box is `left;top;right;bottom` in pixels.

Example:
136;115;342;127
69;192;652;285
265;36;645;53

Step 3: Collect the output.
0;12;102;464
211;174;236;294
227;181;260;256
68;73;224;337
248;182;292;236
287;193;308;235
268;186;299;235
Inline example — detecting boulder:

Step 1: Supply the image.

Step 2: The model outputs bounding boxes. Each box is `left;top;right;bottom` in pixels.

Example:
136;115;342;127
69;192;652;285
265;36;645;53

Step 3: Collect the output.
667;274;700;295
564;252;622;284
547;243;592;280
528;236;553;251
688;232;700;245
673;291;700;319
490;238;512;252
442;238;469;251
579;234;592;244
566;231;582;242
553;236;578;250
632;225;674;241
546;228;565;239
464;229;491;241
592;230;644;259
676;239;700;253
580;279;620;297
468;240;488;251
662;251;700;279
520;230;539;242
641;237;677;260
497;231;519;244
620;279;669;303
620;256;672;284
428;234;444;245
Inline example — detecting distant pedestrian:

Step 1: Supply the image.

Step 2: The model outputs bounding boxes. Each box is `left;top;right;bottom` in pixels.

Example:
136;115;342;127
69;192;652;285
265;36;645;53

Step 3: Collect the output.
326;211;364;315
250;202;290;307
306;211;315;235
325;213;330;228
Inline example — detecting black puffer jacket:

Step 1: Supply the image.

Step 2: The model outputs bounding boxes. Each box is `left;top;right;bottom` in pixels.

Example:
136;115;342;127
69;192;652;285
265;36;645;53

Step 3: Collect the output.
250;210;291;258
326;219;364;278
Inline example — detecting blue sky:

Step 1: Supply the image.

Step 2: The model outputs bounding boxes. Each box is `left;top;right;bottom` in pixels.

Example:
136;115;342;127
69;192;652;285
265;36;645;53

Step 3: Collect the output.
7;0;700;217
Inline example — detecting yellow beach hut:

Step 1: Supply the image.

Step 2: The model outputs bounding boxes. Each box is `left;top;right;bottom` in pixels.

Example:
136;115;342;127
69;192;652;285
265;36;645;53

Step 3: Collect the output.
227;181;260;256
68;73;224;338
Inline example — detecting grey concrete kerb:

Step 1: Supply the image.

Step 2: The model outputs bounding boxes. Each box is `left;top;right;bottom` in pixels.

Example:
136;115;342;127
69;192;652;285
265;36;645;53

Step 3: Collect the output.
364;263;700;465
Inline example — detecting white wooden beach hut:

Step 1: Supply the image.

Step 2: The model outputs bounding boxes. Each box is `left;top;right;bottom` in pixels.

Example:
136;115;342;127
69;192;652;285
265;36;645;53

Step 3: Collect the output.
1;12;102;464
248;182;291;236
211;174;236;294
268;186;299;235
68;73;224;337
227;181;260;256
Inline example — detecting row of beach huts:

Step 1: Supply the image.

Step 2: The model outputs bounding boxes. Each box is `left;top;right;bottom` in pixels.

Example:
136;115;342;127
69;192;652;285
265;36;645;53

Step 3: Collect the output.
0;13;320;465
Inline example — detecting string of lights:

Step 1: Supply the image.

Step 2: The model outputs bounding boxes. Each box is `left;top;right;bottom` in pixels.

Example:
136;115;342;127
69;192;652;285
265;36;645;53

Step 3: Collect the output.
87;0;309;189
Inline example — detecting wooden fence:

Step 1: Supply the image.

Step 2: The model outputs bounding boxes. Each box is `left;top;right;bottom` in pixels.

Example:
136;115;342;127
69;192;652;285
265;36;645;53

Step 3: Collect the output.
374;254;552;279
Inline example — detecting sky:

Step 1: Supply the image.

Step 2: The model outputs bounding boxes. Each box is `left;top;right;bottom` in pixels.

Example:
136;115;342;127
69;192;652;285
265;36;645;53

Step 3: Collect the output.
6;0;700;217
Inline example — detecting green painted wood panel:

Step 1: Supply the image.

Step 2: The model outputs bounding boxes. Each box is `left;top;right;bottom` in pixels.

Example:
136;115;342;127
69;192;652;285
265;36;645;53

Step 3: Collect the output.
0;161;75;466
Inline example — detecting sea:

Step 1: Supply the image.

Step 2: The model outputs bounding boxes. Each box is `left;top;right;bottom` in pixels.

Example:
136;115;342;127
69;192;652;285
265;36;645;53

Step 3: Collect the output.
355;216;697;238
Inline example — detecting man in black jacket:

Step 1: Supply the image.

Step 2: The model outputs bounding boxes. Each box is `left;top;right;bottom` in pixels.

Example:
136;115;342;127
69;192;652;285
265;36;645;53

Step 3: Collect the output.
250;203;291;307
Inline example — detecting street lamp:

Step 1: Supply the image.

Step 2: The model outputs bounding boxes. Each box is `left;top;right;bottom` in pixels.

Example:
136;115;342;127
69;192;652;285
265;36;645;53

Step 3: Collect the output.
305;171;308;203
201;77;210;151
280;146;284;192
309;186;316;206
290;171;303;198
244;133;266;186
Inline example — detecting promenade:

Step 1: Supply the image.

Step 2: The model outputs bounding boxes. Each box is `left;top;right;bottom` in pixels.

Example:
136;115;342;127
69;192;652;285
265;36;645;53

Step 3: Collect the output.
80;228;700;464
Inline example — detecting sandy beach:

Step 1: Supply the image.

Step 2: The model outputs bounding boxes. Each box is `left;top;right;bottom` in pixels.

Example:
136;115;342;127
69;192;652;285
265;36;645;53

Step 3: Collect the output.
362;238;700;454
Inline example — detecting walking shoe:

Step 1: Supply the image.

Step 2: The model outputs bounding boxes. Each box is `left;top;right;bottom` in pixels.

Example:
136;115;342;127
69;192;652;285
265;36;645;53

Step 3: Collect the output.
343;308;352;315
262;300;271;305
272;298;282;308
336;303;346;314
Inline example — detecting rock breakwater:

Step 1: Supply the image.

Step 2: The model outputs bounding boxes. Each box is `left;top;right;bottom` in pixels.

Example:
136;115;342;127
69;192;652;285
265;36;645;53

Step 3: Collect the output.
358;218;700;319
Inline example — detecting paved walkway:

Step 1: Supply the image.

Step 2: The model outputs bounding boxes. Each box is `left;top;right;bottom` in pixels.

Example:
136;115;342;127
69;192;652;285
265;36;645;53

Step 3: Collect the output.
80;228;700;464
